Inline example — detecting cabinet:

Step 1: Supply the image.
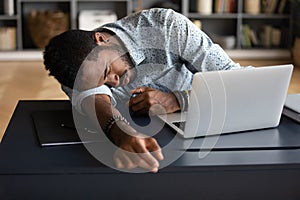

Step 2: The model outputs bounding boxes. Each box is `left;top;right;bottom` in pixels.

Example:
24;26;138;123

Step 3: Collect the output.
0;0;295;60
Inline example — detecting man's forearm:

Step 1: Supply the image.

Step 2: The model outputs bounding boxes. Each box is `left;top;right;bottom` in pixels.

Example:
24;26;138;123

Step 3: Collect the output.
81;94;136;144
81;94;118;133
81;93;164;172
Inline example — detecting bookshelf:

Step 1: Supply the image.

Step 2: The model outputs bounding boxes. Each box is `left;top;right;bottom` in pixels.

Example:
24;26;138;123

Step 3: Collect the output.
0;0;295;60
0;0;132;53
182;0;293;59
0;0;17;51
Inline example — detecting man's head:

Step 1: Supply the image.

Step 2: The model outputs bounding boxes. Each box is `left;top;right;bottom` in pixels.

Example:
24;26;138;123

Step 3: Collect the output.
44;29;136;90
43;30;97;89
79;44;136;90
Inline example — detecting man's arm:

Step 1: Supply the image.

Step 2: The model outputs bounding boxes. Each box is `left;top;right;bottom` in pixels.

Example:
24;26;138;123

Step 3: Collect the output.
81;93;164;172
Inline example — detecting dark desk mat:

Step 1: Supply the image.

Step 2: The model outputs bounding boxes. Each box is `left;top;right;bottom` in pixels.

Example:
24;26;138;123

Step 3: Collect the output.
159;117;300;151
32;109;102;147
31;107;300;150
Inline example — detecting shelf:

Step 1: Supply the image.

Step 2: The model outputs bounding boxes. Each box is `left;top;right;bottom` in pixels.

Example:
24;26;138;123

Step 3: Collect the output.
0;0;295;60
77;0;129;2
226;49;291;60
188;13;238;19
241;14;291;19
0;49;291;61
0;50;43;61
18;0;70;2
0;15;18;20
187;13;291;20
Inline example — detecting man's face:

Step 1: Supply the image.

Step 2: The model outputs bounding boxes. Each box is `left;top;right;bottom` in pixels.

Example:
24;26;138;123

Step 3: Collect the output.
78;45;136;91
100;50;136;88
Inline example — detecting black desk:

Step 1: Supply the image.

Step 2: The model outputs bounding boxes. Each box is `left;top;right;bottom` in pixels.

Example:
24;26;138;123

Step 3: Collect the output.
1;100;300;200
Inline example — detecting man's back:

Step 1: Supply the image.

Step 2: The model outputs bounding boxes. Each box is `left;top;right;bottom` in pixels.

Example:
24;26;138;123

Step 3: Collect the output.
99;8;244;104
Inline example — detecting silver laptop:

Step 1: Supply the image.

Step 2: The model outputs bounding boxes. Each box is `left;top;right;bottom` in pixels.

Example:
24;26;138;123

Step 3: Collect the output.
158;64;293;138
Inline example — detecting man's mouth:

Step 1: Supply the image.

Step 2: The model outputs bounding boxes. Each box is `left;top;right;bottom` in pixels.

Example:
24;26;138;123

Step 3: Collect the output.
121;74;130;86
119;70;128;86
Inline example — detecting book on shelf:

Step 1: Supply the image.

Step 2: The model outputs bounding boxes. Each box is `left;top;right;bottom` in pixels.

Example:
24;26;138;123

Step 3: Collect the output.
271;28;281;46
0;27;16;51
262;0;278;14
244;0;261;14
4;0;14;16
260;25;282;47
214;0;236;14
277;0;287;14
262;0;288;14
241;24;252;48
197;0;213;15
241;24;260;48
241;24;282;48
261;25;272;47
249;29;259;46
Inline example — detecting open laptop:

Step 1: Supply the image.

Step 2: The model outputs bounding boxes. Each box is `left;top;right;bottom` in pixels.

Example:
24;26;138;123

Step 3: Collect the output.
158;64;293;138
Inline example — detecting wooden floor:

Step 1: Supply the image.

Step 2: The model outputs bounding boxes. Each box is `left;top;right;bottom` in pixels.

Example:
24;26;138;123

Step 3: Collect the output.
0;60;299;142
0;61;68;142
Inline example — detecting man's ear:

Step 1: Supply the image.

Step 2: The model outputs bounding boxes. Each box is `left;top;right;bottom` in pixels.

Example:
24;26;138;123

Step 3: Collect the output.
94;32;108;45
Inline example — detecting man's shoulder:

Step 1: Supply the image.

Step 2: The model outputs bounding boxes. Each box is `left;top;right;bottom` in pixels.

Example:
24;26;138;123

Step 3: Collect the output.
98;8;181;31
139;8;175;14
121;8;178;21
137;8;178;18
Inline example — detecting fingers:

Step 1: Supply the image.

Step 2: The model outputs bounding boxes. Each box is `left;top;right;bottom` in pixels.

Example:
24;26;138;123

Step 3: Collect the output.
114;150;137;170
138;153;159;173
129;92;161;114
130;87;151;94
132;137;163;171
114;149;160;173
146;138;164;161
129;87;154;107
133;146;160;169
114;155;125;169
129;92;145;106
129;88;180;114
114;137;164;173
131;101;163;115
149;104;166;116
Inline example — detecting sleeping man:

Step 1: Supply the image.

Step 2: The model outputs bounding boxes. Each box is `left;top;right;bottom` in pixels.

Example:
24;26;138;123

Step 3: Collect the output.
43;8;246;172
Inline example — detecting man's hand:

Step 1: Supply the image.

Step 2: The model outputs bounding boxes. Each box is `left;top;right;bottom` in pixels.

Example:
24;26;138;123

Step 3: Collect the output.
82;93;164;172
129;87;180;115
111;122;164;173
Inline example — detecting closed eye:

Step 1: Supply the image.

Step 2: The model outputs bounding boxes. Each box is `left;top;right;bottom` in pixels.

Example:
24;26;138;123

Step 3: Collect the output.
104;64;111;80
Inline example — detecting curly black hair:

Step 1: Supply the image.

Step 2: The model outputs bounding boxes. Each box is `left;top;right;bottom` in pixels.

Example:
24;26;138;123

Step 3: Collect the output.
43;30;97;89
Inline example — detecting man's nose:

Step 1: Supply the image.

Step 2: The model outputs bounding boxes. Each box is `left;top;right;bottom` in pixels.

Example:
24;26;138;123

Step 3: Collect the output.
106;74;120;87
